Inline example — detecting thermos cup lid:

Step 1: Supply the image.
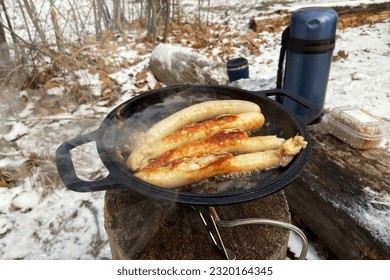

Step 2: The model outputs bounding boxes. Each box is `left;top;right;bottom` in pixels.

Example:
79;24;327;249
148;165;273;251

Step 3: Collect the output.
227;57;248;70
289;7;338;41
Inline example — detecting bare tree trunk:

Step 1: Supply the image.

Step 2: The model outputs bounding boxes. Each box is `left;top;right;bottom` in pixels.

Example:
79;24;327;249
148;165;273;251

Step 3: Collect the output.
92;0;102;39
72;2;93;40
121;0;127;22
195;0;210;32
144;0;173;44
172;0;175;21
0;0;20;79
67;0;80;37
22;0;47;43
17;0;32;42
112;0;124;32
162;0;170;42
1;0;18;47
140;0;144;23
146;0;158;44
97;0;112;30
146;0;151;37
172;0;181;24
205;0;210;30
49;0;63;55
0;7;11;83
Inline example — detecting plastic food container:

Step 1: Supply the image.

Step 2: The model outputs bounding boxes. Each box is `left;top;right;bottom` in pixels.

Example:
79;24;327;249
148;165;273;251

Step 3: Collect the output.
323;106;388;149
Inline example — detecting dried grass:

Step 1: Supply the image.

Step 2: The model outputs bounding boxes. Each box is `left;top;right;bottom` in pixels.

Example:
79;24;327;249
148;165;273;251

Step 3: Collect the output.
0;169;15;188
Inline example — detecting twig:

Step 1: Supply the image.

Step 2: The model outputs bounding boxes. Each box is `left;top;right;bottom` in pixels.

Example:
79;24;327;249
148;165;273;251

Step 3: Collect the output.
1;114;106;122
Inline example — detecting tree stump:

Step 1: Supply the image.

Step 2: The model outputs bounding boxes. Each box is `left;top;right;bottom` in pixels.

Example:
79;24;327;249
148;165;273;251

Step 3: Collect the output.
104;189;292;260
285;123;390;259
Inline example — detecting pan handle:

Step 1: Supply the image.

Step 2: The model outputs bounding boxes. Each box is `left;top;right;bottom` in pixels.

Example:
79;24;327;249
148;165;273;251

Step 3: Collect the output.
257;89;322;126
55;129;121;192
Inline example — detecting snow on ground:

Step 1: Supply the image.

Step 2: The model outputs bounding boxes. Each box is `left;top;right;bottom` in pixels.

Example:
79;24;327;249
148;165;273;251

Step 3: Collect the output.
0;0;389;259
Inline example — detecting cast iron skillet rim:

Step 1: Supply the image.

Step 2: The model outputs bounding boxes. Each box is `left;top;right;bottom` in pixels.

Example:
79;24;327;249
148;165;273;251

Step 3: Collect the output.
94;84;311;205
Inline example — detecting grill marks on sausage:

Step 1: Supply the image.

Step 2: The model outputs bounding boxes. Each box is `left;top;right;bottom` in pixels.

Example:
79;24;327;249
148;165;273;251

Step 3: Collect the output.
127;111;264;171
162;115;240;142
143;129;248;169
134;136;307;189
142;99;262;144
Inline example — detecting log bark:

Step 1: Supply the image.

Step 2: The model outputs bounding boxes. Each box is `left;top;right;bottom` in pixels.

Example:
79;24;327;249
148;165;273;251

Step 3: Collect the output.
104;189;291;260
249;2;390;33
285;123;390;259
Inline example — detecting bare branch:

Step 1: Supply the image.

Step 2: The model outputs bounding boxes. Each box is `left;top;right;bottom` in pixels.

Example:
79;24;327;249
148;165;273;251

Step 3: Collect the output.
22;0;47;43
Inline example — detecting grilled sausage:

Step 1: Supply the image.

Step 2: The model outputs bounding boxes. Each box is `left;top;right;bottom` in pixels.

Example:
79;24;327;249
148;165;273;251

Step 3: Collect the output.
134;136;307;188
143;100;261;144
142;129;286;169
128;111;265;170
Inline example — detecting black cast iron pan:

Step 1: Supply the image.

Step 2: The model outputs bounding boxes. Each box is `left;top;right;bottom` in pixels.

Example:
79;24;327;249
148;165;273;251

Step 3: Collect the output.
56;85;320;206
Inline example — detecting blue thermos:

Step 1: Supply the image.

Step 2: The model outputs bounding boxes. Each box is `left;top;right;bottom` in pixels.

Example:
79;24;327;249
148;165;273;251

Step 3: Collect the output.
277;7;338;122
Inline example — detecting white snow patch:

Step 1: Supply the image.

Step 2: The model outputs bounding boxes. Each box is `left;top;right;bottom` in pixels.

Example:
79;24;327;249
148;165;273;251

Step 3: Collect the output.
3;122;29;142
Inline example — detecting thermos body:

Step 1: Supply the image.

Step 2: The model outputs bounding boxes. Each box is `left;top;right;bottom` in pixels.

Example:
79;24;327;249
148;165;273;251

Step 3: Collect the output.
280;7;338;120
283;48;334;115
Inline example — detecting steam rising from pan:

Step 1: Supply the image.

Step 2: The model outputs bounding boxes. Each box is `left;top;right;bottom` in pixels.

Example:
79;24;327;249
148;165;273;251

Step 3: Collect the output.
107;88;220;152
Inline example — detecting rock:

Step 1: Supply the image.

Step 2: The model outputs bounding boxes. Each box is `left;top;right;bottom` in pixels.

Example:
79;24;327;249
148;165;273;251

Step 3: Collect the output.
149;43;229;86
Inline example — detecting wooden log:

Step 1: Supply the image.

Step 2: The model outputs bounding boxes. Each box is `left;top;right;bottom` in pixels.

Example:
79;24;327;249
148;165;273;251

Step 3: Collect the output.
285;123;390;259
104;189;292;260
249;2;390;33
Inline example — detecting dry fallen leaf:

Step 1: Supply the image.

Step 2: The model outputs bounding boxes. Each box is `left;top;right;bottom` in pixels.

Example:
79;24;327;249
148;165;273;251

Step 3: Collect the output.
338;50;349;60
0;180;13;188
136;68;148;81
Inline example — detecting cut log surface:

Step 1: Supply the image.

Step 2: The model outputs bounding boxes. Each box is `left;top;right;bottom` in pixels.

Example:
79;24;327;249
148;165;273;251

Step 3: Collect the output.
285;123;390;259
104;189;291;260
